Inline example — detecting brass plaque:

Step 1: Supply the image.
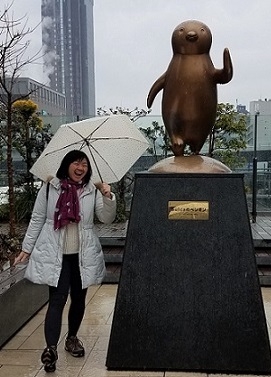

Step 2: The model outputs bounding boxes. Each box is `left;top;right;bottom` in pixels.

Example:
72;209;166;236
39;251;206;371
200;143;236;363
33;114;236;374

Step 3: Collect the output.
168;201;209;220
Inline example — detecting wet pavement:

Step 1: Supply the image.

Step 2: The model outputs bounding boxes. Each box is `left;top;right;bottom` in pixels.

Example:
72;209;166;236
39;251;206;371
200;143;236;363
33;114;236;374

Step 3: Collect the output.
0;220;271;375
0;284;271;376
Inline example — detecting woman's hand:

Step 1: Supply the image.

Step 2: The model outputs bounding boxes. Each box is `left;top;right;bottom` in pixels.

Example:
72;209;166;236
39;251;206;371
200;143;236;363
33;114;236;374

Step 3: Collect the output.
13;251;30;266
95;182;112;199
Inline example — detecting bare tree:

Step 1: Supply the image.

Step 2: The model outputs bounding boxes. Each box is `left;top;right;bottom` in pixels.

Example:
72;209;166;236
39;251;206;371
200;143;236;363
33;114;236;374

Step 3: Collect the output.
97;106;150;122
0;2;41;237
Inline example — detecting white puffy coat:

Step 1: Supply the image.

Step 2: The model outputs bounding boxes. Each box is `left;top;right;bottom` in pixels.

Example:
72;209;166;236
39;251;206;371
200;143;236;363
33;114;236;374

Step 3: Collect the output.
22;178;116;289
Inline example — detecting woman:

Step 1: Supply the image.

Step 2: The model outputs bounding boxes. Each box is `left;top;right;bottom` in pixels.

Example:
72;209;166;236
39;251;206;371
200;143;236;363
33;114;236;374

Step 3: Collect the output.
14;150;116;373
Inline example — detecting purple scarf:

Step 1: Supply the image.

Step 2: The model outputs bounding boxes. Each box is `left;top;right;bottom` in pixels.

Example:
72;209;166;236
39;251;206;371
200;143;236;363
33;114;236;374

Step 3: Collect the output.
54;179;83;230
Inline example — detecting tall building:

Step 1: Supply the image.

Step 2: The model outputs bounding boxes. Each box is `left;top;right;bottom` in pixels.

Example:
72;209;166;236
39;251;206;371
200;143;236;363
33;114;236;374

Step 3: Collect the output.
41;0;95;118
247;99;271;150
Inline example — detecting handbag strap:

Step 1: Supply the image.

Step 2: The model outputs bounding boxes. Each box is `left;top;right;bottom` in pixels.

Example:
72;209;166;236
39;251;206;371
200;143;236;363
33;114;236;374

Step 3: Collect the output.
46;182;50;201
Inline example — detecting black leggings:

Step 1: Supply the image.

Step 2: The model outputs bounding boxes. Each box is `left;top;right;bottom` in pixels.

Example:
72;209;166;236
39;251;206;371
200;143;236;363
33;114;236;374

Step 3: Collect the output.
44;254;87;347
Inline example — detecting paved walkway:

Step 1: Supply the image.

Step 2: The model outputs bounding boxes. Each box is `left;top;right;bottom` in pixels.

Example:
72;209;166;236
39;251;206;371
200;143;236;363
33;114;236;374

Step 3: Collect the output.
0;218;271;376
251;215;271;247
0;284;271;377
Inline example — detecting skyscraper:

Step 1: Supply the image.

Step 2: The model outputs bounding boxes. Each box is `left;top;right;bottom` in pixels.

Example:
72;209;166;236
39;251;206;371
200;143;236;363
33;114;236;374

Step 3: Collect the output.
41;0;95;118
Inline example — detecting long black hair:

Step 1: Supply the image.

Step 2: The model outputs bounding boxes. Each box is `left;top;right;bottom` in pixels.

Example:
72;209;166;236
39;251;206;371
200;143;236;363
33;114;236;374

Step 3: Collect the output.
56;150;92;184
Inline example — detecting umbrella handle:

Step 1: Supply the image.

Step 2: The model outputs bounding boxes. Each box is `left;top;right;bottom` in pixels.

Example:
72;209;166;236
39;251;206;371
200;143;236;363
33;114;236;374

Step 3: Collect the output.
94;182;103;189
95;182;112;199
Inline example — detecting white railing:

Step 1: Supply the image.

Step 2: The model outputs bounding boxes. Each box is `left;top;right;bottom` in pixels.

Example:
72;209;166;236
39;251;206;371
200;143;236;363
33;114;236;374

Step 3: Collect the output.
0;182;42;205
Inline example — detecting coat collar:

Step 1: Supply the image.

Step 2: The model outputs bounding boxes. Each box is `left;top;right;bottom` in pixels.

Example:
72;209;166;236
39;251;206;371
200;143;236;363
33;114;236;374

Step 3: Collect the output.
48;177;96;193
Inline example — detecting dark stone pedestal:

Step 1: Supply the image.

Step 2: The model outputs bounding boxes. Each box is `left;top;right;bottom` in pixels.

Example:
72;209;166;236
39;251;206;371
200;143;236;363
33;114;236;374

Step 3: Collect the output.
106;173;271;374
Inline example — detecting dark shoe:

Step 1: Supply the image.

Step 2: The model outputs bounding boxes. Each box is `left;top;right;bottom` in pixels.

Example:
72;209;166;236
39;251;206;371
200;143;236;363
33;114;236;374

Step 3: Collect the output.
41;346;58;373
65;336;85;357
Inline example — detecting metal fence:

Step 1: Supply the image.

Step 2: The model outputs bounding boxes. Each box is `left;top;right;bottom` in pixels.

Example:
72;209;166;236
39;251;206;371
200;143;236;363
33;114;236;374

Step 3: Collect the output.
241;169;271;213
1;167;271;214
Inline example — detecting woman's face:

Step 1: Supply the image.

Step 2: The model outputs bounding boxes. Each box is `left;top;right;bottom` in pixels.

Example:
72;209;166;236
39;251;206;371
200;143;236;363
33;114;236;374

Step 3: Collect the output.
68;158;89;182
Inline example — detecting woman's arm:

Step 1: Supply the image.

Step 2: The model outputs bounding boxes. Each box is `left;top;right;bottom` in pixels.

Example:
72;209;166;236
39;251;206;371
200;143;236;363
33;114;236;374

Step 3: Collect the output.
21;183;49;254
13;250;30;265
95;182;116;224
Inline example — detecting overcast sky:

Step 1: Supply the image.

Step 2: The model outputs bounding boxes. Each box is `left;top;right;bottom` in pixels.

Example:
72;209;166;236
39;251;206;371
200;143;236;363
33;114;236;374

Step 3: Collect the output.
7;0;271;115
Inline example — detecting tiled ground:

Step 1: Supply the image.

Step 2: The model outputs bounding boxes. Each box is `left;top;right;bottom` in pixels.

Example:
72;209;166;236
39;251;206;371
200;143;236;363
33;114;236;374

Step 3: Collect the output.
0;284;271;377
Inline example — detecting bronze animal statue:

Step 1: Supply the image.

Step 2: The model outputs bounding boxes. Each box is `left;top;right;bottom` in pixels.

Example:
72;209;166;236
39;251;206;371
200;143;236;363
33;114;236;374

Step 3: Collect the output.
147;20;233;156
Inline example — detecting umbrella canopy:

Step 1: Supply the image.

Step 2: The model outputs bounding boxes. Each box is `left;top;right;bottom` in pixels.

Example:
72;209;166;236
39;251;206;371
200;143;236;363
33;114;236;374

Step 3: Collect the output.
30;114;149;183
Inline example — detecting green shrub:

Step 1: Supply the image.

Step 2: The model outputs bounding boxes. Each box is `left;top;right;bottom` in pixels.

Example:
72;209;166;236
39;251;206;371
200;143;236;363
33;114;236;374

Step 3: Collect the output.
14;185;39;222
0;203;10;222
0;185;39;223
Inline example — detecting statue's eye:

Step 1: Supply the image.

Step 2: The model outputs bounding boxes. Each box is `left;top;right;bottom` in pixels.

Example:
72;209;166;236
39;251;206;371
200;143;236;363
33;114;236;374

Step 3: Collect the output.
201;28;205;32
179;28;184;32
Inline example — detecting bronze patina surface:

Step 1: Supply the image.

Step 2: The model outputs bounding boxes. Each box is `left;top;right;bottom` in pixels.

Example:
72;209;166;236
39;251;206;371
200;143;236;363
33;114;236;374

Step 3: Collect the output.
147;20;233;157
149;155;232;174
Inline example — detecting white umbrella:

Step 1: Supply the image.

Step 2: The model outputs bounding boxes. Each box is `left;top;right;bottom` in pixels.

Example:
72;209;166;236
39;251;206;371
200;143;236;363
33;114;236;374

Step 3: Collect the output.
30;114;149;183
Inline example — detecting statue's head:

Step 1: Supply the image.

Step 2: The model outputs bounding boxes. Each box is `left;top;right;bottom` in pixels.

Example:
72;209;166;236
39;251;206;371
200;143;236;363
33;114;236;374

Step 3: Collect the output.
171;20;212;55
